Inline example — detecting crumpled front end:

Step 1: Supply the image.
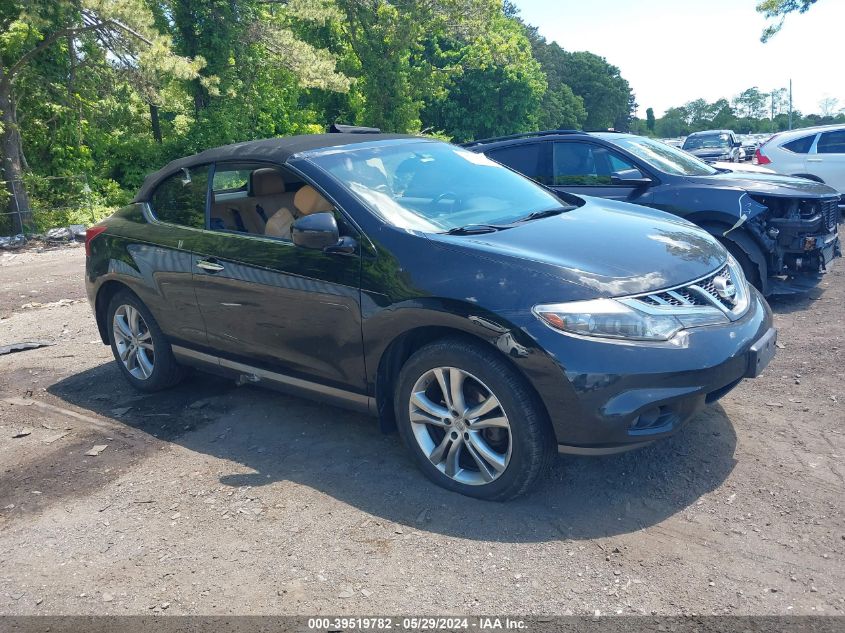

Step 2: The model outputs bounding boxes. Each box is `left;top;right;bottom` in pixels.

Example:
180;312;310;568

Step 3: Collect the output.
740;193;841;289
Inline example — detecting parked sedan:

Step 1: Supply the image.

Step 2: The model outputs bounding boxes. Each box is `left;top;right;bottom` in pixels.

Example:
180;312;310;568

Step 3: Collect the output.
754;124;845;197
466;130;841;295
86;132;776;500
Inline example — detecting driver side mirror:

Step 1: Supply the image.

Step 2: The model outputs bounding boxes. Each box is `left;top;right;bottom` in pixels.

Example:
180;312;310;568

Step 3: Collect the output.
292;212;340;250
610;168;652;187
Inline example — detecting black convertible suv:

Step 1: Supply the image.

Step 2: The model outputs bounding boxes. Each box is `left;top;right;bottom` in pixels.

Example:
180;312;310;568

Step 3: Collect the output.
465;130;841;295
86;132;776;500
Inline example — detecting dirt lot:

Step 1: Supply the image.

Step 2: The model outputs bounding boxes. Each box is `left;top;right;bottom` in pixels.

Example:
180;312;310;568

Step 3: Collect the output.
0;244;843;616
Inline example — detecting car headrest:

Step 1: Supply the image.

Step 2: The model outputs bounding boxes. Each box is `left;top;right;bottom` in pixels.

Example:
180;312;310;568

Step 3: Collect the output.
295;185;333;216
250;168;286;196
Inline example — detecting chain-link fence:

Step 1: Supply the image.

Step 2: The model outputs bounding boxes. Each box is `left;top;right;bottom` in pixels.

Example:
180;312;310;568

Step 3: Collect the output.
1;174;113;237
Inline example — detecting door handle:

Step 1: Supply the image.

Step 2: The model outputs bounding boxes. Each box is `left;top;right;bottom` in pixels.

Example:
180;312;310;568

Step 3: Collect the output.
806;158;823;162
196;259;225;272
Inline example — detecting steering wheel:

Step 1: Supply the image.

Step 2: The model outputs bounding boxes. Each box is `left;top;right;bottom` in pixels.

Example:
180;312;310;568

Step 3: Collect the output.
435;191;461;208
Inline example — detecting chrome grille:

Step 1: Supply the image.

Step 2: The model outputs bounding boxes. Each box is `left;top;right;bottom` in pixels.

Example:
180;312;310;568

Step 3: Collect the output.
820;198;841;231
627;261;748;321
639;288;709;307
695;264;735;310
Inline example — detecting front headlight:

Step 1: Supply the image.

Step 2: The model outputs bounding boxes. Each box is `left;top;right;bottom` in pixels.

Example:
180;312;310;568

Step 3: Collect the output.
535;256;750;342
533;299;684;341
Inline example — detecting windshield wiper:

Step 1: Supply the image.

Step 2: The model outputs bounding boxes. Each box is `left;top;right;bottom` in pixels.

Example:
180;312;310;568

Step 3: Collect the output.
444;224;508;235
512;207;570;224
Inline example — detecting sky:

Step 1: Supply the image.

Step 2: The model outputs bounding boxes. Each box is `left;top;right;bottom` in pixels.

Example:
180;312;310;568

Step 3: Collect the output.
513;0;844;118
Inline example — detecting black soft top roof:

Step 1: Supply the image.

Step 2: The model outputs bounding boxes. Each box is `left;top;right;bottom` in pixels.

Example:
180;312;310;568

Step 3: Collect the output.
133;132;414;201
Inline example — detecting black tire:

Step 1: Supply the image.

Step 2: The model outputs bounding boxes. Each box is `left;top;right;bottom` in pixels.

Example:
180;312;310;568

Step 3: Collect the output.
718;236;762;291
394;338;555;501
107;290;183;392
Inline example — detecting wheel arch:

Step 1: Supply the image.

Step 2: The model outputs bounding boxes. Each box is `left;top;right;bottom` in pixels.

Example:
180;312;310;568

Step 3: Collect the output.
697;221;768;294
94;280;137;344
683;210;743;228
373;323;550;435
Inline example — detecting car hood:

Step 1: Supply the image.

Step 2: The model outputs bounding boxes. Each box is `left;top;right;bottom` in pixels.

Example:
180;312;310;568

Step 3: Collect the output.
710;161;774;174
425;198;726;297
686;172;839;198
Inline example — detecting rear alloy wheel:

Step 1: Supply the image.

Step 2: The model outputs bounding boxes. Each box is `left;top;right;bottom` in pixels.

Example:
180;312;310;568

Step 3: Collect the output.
396;339;555;501
112;304;155;380
107;290;183;392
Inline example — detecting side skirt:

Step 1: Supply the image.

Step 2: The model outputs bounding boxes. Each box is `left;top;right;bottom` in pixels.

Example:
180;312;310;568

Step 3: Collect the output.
171;345;375;415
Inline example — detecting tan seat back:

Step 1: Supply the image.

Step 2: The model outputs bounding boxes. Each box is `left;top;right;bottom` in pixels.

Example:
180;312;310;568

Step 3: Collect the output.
294;185;333;216
246;168;296;239
264;208;295;240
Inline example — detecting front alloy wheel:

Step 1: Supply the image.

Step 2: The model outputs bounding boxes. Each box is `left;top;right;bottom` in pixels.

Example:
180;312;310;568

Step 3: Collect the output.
112;304;155;380
396;339;555;501
409;367;512;485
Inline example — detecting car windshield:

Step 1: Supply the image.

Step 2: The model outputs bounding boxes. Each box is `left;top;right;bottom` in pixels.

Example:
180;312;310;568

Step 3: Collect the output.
306;140;569;232
683;133;730;150
611;136;718;176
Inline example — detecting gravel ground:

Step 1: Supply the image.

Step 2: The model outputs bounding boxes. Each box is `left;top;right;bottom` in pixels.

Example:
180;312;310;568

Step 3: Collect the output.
0;245;843;616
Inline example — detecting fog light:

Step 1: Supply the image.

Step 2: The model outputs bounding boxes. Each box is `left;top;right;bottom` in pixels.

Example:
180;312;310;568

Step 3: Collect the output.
633;407;661;429
767;227;779;239
631;405;676;431
803;237;817;251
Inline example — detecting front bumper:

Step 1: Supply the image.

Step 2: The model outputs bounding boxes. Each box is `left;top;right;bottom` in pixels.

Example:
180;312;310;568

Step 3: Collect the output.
524;286;774;452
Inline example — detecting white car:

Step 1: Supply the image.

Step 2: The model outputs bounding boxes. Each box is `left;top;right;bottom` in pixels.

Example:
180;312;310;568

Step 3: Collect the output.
754;125;845;197
710;161;774;174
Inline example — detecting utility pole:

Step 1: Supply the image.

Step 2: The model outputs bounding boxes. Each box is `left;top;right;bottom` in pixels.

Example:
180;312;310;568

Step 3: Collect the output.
788;79;793;130
771;91;775;132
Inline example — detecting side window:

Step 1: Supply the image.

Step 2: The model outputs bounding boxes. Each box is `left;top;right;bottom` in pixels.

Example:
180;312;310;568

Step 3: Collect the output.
552;142;638;186
150;165;210;228
212;169;251;192
606;151;639;174
485;144;546;183
817;130;845;154
210;163;297;239
782;135;816;154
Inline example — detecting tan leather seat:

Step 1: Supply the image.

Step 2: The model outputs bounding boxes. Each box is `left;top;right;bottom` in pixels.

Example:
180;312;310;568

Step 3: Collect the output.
210;202;266;234
294;185;333;216
249;168;296;239
264;208;295;240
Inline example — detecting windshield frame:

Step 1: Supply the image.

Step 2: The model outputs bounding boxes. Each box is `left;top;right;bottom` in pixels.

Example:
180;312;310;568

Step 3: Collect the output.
299;138;575;233
601;135;719;177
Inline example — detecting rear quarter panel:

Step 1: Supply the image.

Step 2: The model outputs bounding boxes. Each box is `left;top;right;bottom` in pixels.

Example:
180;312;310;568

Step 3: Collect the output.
87;204;207;347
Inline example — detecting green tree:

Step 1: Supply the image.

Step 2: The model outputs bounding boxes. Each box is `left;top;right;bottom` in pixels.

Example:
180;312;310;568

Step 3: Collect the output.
160;0;349;114
757;0;819;42
732;87;769;119
421;14;546;142
711;101;737;129
523;35;585;131
654;106;689;137
332;0;494;132
537;83;586;131
818;96;841;117
646;107;655;132
0;0;204;231
523;28;633;131
558;51;634;130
